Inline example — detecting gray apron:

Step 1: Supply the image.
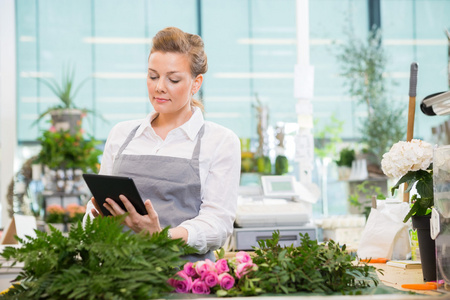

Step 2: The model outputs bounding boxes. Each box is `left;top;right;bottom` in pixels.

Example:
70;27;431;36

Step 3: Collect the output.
112;124;214;262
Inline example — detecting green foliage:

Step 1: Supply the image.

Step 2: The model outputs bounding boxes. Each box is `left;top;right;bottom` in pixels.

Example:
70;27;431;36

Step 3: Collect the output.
35;128;102;173
0;215;193;299
337;28;387;108
348;181;386;220
36;65;91;123
45;211;65;224
359;98;405;164
336;27;405;165
390;165;434;222
314;114;344;159
275;155;289;175
249;231;381;295
336;148;355;167
256;156;272;174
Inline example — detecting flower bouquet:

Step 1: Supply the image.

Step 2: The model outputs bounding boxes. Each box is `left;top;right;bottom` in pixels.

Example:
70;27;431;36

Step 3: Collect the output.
381;139;434;222
169;232;380;297
168;251;259;296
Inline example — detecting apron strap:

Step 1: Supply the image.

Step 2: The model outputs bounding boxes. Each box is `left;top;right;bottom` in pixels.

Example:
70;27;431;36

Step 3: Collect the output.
191;125;205;162
117;125;140;156
117;124;205;160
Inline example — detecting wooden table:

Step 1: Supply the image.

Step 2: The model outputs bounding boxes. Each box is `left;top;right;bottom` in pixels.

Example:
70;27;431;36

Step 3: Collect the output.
369;262;447;298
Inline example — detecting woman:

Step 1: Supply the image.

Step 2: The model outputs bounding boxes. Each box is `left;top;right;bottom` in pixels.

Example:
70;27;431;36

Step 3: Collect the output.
84;27;241;262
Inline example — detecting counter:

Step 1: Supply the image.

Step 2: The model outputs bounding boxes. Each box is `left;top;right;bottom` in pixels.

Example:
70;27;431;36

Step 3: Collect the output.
1;251;449;299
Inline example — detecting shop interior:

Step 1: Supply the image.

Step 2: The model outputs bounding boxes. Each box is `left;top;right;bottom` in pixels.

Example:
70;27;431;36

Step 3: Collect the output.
0;0;450;298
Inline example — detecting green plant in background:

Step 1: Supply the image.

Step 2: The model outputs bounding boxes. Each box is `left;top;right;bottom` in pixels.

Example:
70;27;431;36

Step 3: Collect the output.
0;215;193;299
275;155;289;175
336;27;405;165
35;65;91;123
314;114;344;160
249;231;381;295
359;99;404;165
35;128;102;173
336;147;356;168
45;204;66;224
348;181;386;220
253;94;272;174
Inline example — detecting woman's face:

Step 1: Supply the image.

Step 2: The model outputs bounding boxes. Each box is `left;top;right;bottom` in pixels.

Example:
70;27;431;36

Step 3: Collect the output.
147;51;202;116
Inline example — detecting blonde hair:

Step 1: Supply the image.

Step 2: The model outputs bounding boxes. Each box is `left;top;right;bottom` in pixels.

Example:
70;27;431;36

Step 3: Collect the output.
150;27;207;110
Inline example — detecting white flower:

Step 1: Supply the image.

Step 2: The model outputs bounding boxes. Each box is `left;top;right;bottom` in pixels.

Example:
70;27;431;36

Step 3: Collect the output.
381;139;433;178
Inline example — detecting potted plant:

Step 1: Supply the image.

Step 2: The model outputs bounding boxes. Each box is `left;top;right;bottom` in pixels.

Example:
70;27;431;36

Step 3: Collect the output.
45;204;66;232
35;65;91;134
35;126;102;195
36;127;102;173
335;147;355;180
381;139;435;281
65;203;86;224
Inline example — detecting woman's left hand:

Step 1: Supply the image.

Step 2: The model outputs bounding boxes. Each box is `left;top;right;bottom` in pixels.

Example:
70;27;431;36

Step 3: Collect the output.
104;195;162;234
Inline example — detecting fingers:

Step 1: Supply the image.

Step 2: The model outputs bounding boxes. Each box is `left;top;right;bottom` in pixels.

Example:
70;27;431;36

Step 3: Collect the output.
118;195;137;214
91;208;99;218
143;199;162;233
91;197;103;216
104;198;125;216
144;199;159;222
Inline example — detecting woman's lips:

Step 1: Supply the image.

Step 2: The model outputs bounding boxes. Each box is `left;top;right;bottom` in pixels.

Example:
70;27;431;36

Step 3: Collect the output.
154;97;170;103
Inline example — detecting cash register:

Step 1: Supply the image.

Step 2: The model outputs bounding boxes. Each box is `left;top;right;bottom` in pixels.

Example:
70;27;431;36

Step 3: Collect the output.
231;175;318;250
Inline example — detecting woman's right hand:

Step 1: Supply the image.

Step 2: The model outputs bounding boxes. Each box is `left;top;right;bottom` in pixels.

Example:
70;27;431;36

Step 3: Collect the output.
90;197;103;217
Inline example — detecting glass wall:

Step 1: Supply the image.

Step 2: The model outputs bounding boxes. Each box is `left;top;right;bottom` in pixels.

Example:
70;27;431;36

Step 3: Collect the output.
16;0;449;142
15;0;450;217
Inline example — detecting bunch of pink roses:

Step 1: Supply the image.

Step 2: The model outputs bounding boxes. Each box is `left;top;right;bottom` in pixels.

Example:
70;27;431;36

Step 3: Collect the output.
168;251;257;295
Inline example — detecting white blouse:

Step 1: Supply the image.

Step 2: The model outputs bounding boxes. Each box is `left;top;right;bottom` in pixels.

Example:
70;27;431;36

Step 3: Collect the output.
84;107;241;254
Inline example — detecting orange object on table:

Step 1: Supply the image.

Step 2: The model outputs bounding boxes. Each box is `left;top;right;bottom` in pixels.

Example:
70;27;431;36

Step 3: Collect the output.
401;282;437;290
360;258;388;263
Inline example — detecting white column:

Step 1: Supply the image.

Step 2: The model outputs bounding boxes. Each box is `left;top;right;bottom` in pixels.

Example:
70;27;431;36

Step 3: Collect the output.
0;0;17;228
294;0;314;184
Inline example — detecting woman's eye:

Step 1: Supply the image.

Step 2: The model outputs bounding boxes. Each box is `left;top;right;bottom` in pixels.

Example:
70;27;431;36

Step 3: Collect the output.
148;74;158;80
169;79;180;83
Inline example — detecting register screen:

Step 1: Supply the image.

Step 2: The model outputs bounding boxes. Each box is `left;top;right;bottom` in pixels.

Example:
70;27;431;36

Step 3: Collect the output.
270;181;293;192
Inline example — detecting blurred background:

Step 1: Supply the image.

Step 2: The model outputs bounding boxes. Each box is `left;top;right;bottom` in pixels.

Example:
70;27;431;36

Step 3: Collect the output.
1;0;449;228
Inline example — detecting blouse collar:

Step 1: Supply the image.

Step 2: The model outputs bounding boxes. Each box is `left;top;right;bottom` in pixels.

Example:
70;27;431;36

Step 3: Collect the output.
135;106;205;141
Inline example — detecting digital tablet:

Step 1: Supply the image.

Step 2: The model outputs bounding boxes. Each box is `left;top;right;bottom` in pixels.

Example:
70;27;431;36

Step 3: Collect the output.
82;174;147;216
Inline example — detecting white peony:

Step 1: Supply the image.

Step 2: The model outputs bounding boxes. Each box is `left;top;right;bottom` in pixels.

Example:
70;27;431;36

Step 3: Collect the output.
381;139;433;178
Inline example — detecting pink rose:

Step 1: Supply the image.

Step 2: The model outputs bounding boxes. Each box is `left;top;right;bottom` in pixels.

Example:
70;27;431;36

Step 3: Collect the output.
205;259;216;269
202;271;219;287
195;260;214;278
235;261;256;279
49;126;57;133
191;278;210;294
218;273;235;290
168;270;192;293
215;259;229;274
183;262;197;277
235;251;252;264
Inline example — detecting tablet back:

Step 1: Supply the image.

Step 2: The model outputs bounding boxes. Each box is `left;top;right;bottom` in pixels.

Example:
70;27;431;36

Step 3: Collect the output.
82;174;147;216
